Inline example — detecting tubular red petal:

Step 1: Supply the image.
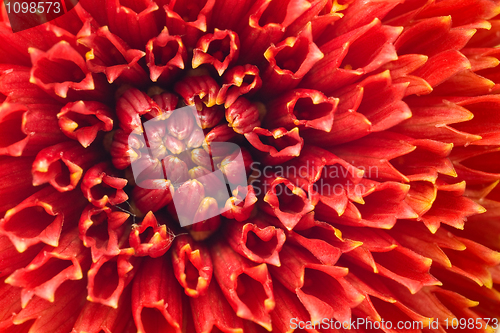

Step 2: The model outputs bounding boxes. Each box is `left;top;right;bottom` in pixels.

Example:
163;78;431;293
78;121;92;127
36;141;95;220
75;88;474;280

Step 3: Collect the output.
269;244;364;324
225;97;261;134
110;130;145;169
105;0;160;49
171;234;213;297
331;132;418;182
217;64;262;107
29;41;96;99
58;100;114;148
132;256;183;333
211;240;275;330
131;179;174;214
393;98;482;146
237;0;312;64
224;218;285;266
271;281;316;333
0;103;30;156
150;91;179;120
79;204;130;263
87;249;138;308
262;176;315;230
310;22;401;94
193;29;240;76
189;276;244;333
412;50;472;88
81;162;128;208
72;286;133;333
0;102;66;157
164;0;216;47
5;229;90;307
175;75;220;108
116;88;161;132
129;211;174;257
0;186;86;252
317;181;417;229
79;24;148;85
327;0;403;37
245;127;303;165
32;141;104;192
146;27;187;83
415;0;500;26
260;23;323;96
264;89;337;132
222;185;258;222
419;181;486;233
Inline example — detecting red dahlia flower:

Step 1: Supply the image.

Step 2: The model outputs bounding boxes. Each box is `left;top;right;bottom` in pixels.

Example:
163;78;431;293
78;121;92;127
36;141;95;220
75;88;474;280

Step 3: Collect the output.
1;0;500;332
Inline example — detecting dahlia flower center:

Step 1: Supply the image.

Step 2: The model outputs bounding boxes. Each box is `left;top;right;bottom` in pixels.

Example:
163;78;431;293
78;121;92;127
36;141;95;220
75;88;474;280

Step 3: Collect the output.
108;75;258;240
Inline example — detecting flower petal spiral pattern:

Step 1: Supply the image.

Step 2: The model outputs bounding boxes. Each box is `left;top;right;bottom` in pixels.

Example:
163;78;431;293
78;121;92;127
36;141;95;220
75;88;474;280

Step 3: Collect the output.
1;0;500;332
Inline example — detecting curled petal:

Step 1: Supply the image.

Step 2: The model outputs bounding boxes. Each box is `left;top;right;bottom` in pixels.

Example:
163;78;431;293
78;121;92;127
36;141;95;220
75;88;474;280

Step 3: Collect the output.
5;229;90;307
0;102;66;157
164;0;216;47
211;240;275;330
129;211;174;257
29;41;96;99
87;249;138;308
237;0;312;64
105;0;160;49
58;100;114;148
224;218;286;266
171;234;213;297
81;162;128;208
110;130;145;170
261;177;315;230
261;23;323;96
132;256;183;333
222;185;258;222
79;25;148;84
150;91;179;120
0;186;86;252
79;204;130;263
217;64;262;107
32;141;103;192
175;75;220;108
192;29;240;76
245;127;304;165
264;89;337;133
146;27;187;83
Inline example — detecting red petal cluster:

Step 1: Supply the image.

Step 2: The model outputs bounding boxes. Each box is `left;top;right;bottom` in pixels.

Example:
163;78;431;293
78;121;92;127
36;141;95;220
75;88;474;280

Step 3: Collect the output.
1;0;500;332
